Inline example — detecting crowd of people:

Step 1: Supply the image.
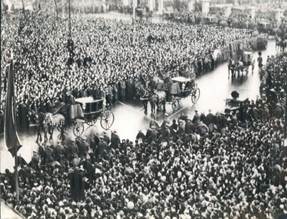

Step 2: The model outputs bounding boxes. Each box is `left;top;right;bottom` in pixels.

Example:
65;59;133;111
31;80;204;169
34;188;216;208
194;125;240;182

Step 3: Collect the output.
1;38;287;218
260;54;287;108
1;9;287;219
1;68;287;218
0;11;255;130
165;9;280;35
228;9;255;29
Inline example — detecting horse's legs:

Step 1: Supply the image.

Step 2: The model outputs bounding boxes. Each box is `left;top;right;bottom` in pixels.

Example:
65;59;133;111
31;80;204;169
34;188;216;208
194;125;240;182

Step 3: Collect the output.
36;129;42;144
44;128;48;143
152;104;156;117
150;101;155;115
143;100;148;115
49;126;54;141
156;98;161;112
228;66;230;78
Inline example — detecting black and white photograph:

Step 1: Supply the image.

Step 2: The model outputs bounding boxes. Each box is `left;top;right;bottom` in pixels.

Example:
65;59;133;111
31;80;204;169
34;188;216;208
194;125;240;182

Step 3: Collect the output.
0;0;287;218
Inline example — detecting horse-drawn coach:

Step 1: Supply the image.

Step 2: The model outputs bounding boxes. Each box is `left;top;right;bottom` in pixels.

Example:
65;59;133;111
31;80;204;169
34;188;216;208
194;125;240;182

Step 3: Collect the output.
149;76;200;115
229;50;254;78
40;96;114;139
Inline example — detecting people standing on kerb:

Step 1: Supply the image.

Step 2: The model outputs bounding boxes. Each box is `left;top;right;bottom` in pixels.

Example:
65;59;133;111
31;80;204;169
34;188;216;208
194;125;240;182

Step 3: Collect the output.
139;85;149;115
257;51;263;69
35;112;45;144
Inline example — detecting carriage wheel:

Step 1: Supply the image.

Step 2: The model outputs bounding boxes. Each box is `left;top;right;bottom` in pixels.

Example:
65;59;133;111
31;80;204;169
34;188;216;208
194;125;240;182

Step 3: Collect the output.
56;119;65;132
100;110;114;130
73;122;85;137
191;88;200;104
172;100;178;111
57;132;65;142
151;112;156;120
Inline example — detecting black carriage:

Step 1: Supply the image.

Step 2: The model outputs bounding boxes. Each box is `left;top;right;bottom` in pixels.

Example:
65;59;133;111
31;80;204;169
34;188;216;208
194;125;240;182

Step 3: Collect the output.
69;97;114;137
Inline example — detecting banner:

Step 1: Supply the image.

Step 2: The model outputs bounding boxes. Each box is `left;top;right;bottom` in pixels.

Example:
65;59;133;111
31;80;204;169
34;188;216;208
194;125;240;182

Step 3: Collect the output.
4;61;22;157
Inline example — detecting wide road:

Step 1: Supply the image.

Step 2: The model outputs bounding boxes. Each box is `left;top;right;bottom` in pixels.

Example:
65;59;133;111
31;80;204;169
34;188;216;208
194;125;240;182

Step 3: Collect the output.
0;40;277;173
103;40;277;140
0;200;24;219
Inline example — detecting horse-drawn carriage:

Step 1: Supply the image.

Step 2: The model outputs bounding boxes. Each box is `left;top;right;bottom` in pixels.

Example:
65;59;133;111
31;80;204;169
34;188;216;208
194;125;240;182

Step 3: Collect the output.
230;51;253;78
71;97;114;136
170;76;200;104
44;96;114;139
276;37;287;53
150;76;200;114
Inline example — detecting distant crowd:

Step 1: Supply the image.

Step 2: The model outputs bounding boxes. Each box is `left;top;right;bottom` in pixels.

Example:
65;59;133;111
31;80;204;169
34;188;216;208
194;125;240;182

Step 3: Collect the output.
0;11;255;131
165;10;280;35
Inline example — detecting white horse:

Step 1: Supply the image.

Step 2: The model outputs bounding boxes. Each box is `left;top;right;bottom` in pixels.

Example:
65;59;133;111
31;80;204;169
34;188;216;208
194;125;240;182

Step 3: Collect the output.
45;113;65;129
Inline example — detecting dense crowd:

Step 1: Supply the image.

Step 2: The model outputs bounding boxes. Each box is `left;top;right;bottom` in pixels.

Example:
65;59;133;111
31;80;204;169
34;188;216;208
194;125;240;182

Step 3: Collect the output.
228;9;255;29
0;11;254;129
165;9;279;34
1;49;287;218
1;94;287;218
260;54;287;109
1;10;287;219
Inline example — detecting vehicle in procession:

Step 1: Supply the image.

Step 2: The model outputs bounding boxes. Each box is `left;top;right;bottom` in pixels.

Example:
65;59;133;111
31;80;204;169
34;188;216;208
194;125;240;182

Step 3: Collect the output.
38;96;114;140
71;97;115;136
149;76;200;115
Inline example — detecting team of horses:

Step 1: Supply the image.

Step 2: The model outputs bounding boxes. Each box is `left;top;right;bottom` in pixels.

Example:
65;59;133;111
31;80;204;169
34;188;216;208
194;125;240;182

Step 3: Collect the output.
275;37;287;53
137;77;197;117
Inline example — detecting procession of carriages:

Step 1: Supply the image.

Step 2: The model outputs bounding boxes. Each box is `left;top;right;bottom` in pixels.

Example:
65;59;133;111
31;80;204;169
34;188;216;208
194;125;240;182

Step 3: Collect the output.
34;75;201;140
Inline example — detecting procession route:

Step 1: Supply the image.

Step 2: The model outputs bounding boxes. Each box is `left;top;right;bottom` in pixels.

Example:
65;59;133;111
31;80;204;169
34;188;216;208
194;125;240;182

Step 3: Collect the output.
1;200;24;219
118;101;191;123
166;105;190;120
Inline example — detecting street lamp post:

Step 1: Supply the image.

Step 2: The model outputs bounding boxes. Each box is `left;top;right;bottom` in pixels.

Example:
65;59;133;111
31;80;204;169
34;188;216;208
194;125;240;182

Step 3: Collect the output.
66;0;74;63
68;0;71;38
54;0;59;19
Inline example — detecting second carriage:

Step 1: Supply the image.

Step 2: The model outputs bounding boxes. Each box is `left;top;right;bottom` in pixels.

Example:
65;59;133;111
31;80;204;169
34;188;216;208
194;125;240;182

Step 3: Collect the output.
151;76;200;113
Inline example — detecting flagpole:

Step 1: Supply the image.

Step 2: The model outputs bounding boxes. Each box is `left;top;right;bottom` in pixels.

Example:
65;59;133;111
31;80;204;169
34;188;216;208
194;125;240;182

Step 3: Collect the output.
68;0;71;38
4;53;21;202
54;0;59;19
11;59;20;202
21;0;25;17
15;150;19;202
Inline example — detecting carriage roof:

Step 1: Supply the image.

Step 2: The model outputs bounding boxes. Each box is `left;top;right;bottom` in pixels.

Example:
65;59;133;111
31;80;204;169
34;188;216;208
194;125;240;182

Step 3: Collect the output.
75;96;104;105
172;76;192;83
243;51;252;55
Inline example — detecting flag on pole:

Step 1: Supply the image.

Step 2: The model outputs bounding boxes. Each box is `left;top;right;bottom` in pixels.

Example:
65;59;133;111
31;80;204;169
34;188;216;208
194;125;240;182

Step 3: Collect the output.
4;53;22;157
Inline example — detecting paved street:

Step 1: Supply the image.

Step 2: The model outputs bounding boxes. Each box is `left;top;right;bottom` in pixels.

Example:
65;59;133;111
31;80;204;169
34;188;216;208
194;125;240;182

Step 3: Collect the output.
0;40;277;173
1;200;23;219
